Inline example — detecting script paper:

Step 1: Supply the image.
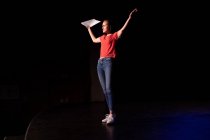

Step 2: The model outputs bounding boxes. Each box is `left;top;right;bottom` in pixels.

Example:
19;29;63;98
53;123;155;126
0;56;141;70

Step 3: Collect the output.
81;19;101;27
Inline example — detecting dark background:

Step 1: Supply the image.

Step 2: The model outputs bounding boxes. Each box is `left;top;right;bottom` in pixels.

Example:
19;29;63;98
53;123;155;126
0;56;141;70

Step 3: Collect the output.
0;0;207;137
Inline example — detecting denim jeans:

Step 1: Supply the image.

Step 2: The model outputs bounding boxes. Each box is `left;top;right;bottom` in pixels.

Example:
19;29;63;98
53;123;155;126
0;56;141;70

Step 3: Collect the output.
97;57;114;111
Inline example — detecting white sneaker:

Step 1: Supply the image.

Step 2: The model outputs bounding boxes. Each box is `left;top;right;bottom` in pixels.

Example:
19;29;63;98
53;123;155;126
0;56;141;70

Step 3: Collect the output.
106;114;116;125
102;114;110;123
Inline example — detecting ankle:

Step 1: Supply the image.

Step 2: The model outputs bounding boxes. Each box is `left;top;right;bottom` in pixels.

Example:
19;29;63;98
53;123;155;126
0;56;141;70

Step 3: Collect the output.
109;113;116;117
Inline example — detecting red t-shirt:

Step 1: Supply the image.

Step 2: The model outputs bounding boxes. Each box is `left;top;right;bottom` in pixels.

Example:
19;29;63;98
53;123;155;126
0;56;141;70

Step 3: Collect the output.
99;32;118;58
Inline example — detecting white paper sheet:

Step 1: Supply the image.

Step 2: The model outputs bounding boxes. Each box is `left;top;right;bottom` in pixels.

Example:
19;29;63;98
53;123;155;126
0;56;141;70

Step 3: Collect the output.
81;19;101;28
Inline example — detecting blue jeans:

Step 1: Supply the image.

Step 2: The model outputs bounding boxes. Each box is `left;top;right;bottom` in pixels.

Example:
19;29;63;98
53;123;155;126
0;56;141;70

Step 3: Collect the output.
97;57;114;111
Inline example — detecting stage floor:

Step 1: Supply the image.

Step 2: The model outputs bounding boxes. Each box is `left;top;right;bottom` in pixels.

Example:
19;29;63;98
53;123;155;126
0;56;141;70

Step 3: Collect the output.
23;100;210;140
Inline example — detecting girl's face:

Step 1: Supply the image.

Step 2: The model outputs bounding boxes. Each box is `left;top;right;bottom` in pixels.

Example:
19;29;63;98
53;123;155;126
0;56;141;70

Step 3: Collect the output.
102;20;110;34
